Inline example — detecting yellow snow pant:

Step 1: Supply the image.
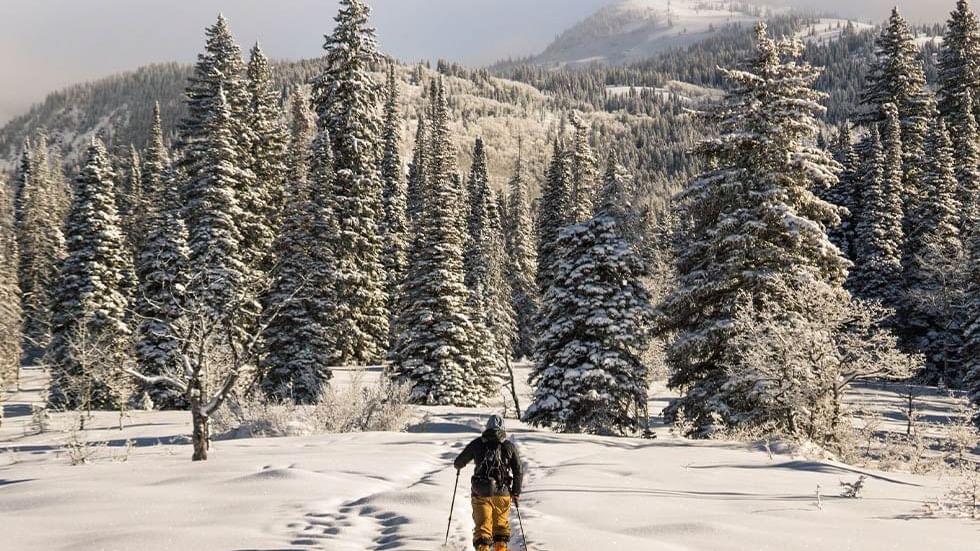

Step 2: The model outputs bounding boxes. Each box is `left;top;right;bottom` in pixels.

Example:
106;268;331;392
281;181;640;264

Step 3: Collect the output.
471;495;511;550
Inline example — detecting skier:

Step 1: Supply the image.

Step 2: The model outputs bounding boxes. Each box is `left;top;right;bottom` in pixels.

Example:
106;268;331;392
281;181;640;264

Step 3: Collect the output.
454;414;524;551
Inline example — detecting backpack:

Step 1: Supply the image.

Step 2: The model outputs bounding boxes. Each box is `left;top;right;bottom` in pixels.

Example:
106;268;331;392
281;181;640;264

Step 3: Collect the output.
472;440;509;496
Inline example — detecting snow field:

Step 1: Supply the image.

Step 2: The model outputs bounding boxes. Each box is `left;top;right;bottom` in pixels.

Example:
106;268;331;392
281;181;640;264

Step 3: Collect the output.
1;368;978;550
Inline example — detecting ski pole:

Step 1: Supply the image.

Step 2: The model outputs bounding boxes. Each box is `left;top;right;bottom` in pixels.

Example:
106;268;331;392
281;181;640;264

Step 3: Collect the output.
445;469;460;546
514;498;528;551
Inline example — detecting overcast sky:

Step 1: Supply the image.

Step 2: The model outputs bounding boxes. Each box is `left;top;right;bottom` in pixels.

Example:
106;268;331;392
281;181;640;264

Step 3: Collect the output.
0;0;949;124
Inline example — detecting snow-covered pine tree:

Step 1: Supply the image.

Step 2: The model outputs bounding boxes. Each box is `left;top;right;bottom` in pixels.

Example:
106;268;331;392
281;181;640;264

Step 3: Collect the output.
133;109;189;410
178;15;253;165
117;145;144;256
313;0;389;365
144;102;169;185
656;24;850;435
405;112;428;231
853;107;905;309
568;113;599;224
15;134;66;363
949;90;980;231
48;139;133;410
938;0;980;122
389;79;496;406
177;15;259;316
12;138;32;232
856;8;930;273
464;138;517;367
380;64;409;319
182;85;250;328
907;116;966;386
826;120;860;259
536;139;572;294
260;122;337;404
525;161;653;435
245;43;289;277
0;178;21;390
506;151;540;361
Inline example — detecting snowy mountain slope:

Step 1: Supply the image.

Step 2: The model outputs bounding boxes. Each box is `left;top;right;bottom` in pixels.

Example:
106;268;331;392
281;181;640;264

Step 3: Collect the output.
795;18;874;44
0;61;688;204
528;0;768;67
1;368;977;551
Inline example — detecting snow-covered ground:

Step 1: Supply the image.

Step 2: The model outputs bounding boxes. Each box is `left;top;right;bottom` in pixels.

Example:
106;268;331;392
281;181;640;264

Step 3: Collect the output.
606;81;723;103
794;18;874;44
1;368;977;550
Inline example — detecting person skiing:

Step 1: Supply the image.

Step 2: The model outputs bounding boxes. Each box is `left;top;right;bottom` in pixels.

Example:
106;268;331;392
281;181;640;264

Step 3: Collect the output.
454;414;523;551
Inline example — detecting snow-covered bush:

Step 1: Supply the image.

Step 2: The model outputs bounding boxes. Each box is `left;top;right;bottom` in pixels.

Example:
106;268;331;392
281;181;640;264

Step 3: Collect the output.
213;375;412;438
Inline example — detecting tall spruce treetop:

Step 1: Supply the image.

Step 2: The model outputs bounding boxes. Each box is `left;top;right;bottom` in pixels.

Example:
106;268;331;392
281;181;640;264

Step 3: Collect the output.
829;120;860;258
568;113;599;224
0;177;20;389
143;102;171;195
464;139;517;363
911;116;963;281
938;0;980;120
406;113;428;230
245;43;289;274
178;14;252;164
536;139;573;293
48;139;132;409
183;86;249;321
313;0;389;364
656;24;850;433
854;110;905;306
857;7;930;214
506;150;540;361
951;90;980;227
389;79;495;406
381;64;409;313
857;8;931;134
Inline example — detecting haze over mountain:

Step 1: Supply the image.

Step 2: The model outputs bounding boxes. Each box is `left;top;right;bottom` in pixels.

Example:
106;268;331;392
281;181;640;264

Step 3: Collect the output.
0;0;947;124
0;0;611;124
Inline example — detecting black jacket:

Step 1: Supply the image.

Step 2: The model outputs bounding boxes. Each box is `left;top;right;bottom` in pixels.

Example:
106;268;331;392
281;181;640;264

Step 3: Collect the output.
454;428;523;497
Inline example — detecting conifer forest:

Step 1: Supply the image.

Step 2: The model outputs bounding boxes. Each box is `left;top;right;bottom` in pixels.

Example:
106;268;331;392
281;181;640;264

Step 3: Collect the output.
3;1;980;549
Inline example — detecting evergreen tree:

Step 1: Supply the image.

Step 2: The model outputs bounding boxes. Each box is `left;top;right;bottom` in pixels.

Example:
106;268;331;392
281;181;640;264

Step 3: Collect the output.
260;124;337;403
568;113;599;223
908;117;965;386
177;15;259;318
526;164;653;435
827;120;860;259
182;86;249;326
134;111;189;409
245;43;289;277
389;80;495;406
380;64;409;319
15;134;65;363
950;90;980;230
938;0;980;122
656;24;850;435
0;178;21;390
405;113;428;230
854;107;905;308
536;139;572;293
118;145;144;255
313;0;389;364
48;140;132;409
143;102;169;186
506;152;539;360
856;8;930;255
464;139;517;366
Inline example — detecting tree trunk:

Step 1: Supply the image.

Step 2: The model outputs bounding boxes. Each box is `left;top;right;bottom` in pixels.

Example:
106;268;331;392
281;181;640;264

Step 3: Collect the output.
505;357;522;419
191;407;209;461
